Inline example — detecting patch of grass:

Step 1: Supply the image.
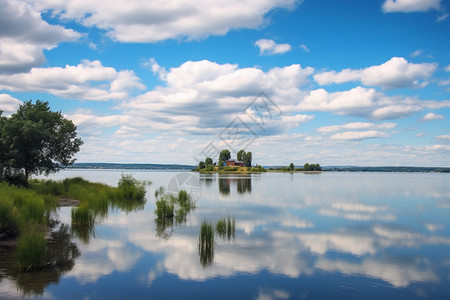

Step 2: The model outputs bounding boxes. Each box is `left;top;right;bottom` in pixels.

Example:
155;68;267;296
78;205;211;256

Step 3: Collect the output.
71;204;95;227
17;227;46;271
155;194;175;219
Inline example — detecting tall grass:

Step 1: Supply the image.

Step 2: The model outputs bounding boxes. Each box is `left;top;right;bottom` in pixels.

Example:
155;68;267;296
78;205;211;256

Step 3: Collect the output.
16;227;46;270
71;204;95;226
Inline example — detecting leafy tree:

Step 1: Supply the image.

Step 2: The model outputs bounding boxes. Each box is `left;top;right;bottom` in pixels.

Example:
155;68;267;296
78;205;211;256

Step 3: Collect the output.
244;151;252;167
205;157;213;166
289;162;294;171
219;149;231;163
304;163;310;171
198;161;205;169
237;150;246;162
0;100;83;184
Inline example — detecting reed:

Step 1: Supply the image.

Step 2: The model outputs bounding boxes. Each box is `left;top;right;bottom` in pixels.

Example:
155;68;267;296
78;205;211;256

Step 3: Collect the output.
71;204;95;227
16;227;46;271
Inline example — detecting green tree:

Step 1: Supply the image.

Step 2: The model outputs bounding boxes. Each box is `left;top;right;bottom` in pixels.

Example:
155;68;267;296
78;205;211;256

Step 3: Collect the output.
198;161;205;169
289;162;294;171
1;100;83;183
244;151;252;167
219;149;231;163
205;157;213;166
237;149;246;162
304;163;310;171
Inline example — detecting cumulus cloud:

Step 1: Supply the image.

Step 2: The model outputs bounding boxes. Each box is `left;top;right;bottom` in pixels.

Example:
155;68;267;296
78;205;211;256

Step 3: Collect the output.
382;0;441;13
0;60;145;101
0;94;22;115
314;57;437;90
0;0;80;74
421;112;444;121
255;39;292;55
29;0;298;43
297;86;450;120
115;60;314;135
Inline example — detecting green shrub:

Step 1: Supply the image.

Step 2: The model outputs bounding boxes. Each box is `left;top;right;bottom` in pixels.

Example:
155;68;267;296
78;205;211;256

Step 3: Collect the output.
155;195;175;219
117;174;147;201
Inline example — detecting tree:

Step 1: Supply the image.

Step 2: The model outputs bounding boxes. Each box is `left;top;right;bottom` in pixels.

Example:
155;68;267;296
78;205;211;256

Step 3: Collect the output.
198;161;205;169
205;157;213;166
304;163;310;171
1;100;83;184
237;150;246;162
244;151;252;167
219;149;231;163
289;162;294;171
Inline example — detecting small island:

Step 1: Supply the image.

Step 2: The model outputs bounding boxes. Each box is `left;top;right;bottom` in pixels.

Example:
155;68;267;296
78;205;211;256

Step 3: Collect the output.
195;148;321;174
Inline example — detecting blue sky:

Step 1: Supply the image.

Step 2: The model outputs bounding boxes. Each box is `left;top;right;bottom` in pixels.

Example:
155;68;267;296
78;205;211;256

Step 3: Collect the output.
1;0;449;166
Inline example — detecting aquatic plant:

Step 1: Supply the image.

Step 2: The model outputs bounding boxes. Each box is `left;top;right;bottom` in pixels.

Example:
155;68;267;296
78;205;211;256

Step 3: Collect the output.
17;227;46;271
199;221;215;268
117;174;147;201
71;204;95;227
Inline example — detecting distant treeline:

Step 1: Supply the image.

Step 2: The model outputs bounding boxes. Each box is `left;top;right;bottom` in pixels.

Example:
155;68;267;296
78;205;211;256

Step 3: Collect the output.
323;166;450;173
68;163;195;170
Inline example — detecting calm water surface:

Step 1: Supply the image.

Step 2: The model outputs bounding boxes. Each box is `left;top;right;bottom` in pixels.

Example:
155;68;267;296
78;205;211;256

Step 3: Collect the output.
1;170;450;299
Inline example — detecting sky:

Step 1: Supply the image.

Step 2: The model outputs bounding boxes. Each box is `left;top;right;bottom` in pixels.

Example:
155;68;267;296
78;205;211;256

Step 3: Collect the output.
0;0;449;166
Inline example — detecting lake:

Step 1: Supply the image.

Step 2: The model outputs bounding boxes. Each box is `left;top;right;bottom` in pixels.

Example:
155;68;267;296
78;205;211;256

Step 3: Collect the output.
1;170;450;299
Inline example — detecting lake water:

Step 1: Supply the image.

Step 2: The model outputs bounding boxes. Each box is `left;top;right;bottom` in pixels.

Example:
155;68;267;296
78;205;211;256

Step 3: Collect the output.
1;170;450;299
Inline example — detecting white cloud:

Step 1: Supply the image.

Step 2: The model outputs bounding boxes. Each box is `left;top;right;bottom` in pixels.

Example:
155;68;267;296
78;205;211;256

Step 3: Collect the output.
425;223;444;231
314;57;437;90
331;130;389;141
421;112;444;121
317;122;396;133
436;135;450;141
300;44;310;52
297;86;450;120
382;0;441;13
445;64;450;72
0;0;80;74
0;60;145;101
29;0;298;43
0;94;22;115
255;39;292;55
437;13;449;21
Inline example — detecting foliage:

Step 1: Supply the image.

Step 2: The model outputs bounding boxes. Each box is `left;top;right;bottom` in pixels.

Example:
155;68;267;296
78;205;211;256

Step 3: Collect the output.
17;227;46;270
205;157;213;166
289;162;295;171
219;149;231;163
117;173;147;201
197;161;205;170
237;149;252;167
71;204;96;226
303;163;321;171
0;100;83;185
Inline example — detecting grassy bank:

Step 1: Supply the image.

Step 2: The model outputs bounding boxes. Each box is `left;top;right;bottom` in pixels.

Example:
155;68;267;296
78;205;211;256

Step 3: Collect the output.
0;174;148;271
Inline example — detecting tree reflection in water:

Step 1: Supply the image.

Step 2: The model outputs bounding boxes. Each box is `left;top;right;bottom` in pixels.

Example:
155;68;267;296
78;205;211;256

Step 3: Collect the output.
218;176;252;195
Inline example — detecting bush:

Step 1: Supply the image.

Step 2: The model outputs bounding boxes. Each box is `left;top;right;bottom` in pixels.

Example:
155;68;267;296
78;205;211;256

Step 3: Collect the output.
155;195;175;219
71;204;95;226
117;174;147;201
